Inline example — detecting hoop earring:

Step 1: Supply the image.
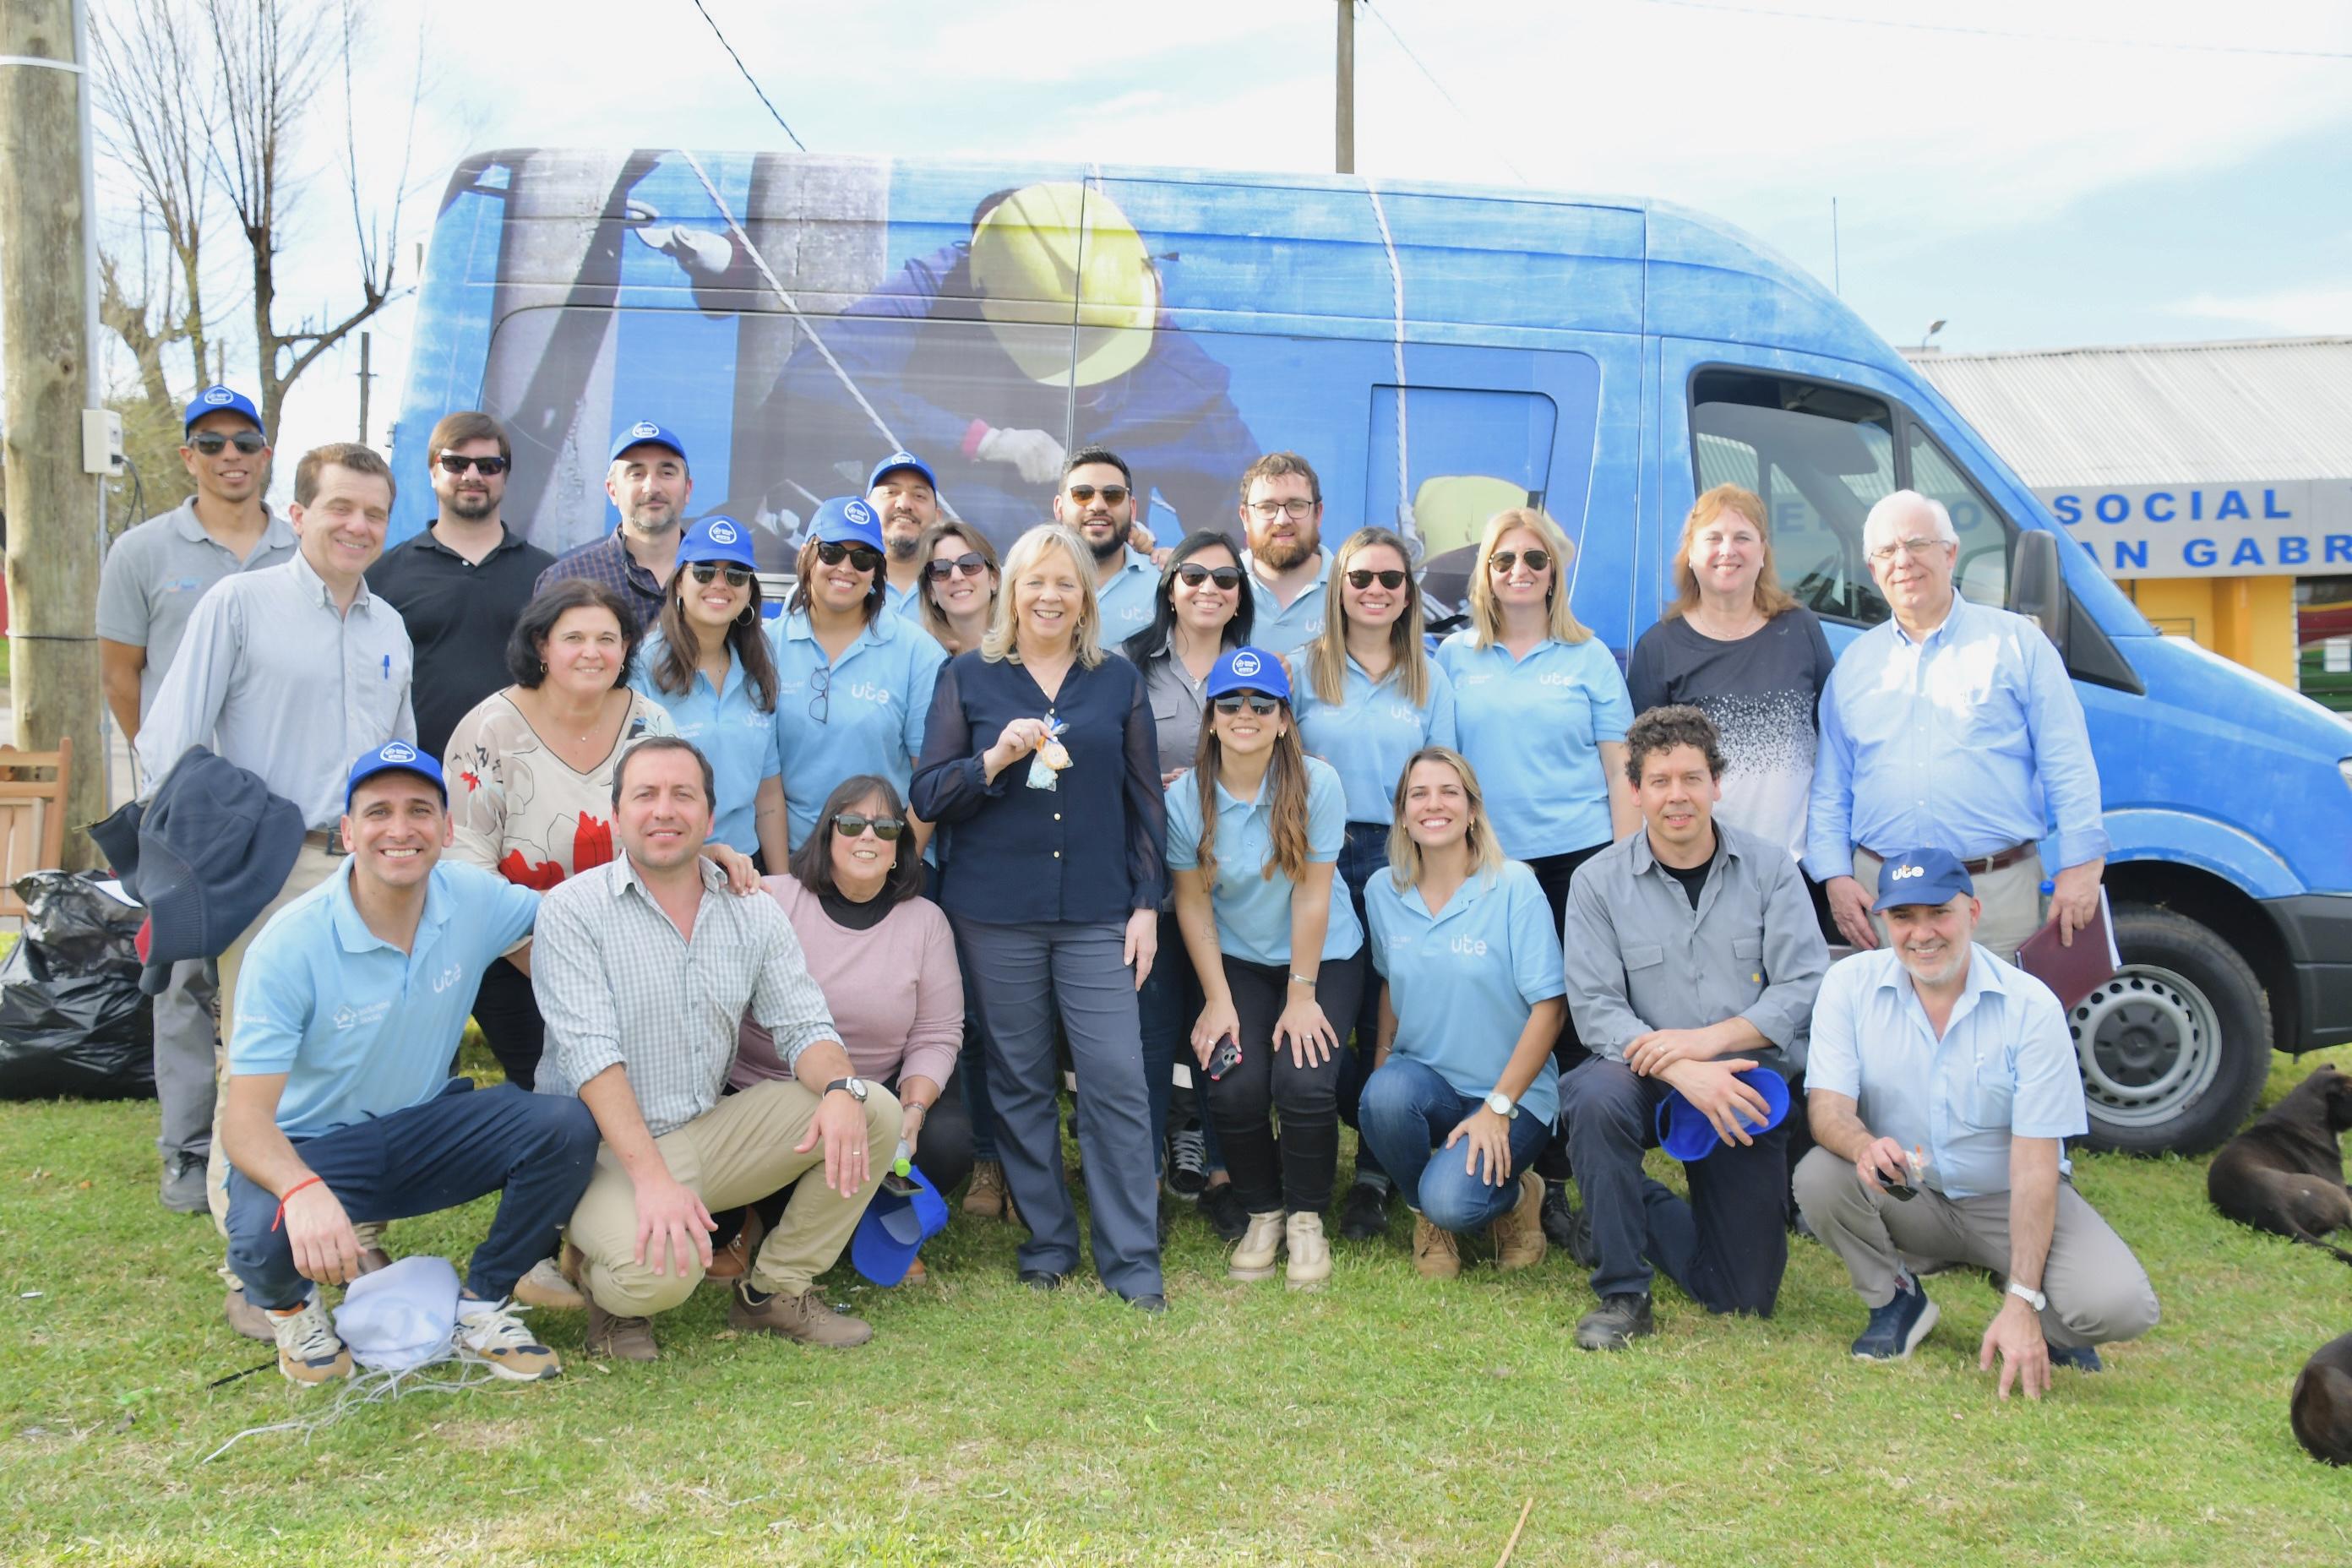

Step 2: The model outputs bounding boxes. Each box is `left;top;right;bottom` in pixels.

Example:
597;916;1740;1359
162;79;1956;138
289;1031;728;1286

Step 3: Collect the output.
735;605;756;627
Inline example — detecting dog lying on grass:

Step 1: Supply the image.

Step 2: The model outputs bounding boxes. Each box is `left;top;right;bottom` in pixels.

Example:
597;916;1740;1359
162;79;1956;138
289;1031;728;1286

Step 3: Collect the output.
2292;1331;2352;1465
2207;1063;2352;1266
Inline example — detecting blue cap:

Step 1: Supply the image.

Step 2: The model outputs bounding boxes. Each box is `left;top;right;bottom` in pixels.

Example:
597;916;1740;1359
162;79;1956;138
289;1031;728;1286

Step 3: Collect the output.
183;384;263;434
867;450;937;493
678;514;755;569
1204;645;1290;703
1870;847;1977;912
809;495;885;552
1655;1067;1791;1162
345;741;446;810
850;1164;950;1286
608;420;688;465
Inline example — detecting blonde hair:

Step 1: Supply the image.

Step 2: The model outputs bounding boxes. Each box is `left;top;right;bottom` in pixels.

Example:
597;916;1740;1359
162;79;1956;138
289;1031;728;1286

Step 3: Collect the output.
1665;484;1797;622
914;517;1000;651
981;524;1106;667
1464;508;1591;649
1307;527;1430;709
1385;747;1506;890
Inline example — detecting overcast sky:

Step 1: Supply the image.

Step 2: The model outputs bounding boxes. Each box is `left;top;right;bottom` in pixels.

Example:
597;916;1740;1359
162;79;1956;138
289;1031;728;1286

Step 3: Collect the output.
74;0;2352;495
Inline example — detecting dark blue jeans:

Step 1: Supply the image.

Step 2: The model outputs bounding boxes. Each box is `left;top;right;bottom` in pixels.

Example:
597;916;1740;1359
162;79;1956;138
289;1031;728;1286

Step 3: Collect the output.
1135;909;1225;1175
1335;822;1392;1184
225;1079;600;1309
1357;1057;1552;1233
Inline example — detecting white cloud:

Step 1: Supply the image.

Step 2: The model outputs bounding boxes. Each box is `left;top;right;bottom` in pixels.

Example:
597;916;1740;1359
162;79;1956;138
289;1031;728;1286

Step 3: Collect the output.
2168;287;2352;335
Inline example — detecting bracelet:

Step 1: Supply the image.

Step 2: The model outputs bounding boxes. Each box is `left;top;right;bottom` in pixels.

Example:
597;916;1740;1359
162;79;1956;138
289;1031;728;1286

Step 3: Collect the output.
271;1174;324;1233
1288;971;1316;988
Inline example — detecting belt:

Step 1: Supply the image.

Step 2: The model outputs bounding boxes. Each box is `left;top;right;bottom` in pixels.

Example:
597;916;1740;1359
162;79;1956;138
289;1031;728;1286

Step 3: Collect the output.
1866;841;2035;876
302;826;351;857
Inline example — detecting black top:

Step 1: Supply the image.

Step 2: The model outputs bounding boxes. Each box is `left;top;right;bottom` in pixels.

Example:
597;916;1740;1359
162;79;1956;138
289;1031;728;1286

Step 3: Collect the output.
911;650;1167;925
368;525;556;760
1658;833;1718;912
818;887;894;932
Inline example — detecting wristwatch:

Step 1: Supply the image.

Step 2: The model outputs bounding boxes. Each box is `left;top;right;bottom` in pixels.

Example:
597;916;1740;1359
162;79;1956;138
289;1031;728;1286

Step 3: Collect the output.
2006;1279;2048;1312
824;1076;868;1104
1484;1091;1516;1119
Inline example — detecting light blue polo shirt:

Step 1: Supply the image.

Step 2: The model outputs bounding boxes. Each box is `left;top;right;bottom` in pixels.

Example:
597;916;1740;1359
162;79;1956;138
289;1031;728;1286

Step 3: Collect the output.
1093;548;1162;646
770;608;949;848
1293;656;1459;825
1164;754;1363;966
1367;858;1567;1125
629;631;781;855
885;577;925;621
229;860;540;1140
1243;551;1329;656
1805;945;2086;1199
1435;631;1633;860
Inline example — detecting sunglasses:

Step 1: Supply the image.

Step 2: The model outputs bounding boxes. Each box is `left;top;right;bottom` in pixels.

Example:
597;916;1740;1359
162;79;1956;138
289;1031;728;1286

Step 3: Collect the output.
1346;569;1408;591
1212;694;1283;716
832;813;906;841
1175;564;1242;590
1065;483;1129;506
926;552;990;581
188;431;266;456
435;452;510;476
687;563;752;588
814;541;885;574
1489;548;1552;574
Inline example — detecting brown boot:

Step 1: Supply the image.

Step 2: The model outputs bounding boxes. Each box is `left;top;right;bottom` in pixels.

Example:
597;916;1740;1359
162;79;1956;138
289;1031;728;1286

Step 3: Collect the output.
963;1159;1009;1220
728;1282;874;1348
1412;1213;1462;1280
1492;1170;1549;1272
583;1298;659;1362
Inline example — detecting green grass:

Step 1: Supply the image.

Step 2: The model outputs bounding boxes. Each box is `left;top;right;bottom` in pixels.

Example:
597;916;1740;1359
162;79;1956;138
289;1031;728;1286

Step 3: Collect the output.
3;1043;2348;1566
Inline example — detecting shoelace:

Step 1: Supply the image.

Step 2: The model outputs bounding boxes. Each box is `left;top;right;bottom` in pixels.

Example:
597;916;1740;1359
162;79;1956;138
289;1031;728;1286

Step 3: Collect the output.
273;1300;342;1362
457;1298;541;1351
1168;1128;1207;1171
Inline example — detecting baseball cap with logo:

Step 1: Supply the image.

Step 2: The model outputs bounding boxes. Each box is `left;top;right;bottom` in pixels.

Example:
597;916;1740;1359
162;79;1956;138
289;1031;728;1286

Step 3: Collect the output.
808;495;886;553
1204;645;1292;704
1870;847;1976;912
182;384;264;435
867;450;938;493
608;420;688;465
679;514;756;569
346;741;448;809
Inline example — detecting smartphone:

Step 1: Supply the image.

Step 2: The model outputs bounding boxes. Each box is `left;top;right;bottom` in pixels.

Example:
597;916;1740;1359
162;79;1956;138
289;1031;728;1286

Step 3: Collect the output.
1206;1033;1242;1081
1878;1175;1917;1201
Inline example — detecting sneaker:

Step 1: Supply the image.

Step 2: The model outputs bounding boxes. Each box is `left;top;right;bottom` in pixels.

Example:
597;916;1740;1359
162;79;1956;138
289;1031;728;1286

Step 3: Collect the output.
1228;1210;1286;1281
265;1293;353;1386
963;1159;1010;1221
1337;1181;1390;1241
1411;1213;1462;1280
1574;1292;1656;1352
512;1256;585;1312
1199;1181;1250;1243
2049;1343;2104;1373
224;1283;274;1342
1491;1170;1549;1272
1540;1180;1579;1248
584;1298;660;1363
1284;1211;1331;1290
1850;1278;1939;1362
456;1296;562;1381
730;1282;873;1348
1166;1125;1209;1199
161;1152;208;1214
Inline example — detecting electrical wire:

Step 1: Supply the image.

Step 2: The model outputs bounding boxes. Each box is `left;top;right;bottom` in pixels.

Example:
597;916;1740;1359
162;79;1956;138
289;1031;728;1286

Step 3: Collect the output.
1635;0;2352;62
1358;2;1531;184
685;0;808;150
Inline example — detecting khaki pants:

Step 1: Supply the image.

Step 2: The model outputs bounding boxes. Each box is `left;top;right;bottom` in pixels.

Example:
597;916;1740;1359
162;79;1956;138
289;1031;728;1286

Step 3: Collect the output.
568;1077;901;1317
1792;1146;2159;1350
1852;847;2042;962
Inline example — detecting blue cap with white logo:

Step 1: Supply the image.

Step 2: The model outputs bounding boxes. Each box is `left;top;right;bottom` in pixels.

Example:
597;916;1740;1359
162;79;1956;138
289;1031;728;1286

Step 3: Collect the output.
809;495;885;553
345;741;446;809
183;384;263;434
678;514;755;569
867;449;937;493
1870;847;1976;912
608;420;688;465
1204;645;1291;704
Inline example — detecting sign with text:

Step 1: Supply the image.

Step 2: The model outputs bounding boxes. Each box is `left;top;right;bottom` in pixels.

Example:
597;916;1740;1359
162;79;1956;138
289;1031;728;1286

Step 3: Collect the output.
2039;480;2352;580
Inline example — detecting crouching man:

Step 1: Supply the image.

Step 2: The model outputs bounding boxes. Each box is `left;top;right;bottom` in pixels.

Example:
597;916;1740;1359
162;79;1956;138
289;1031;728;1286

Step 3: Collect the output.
534;737;900;1361
221;744;599;1386
1795;847;2159;1396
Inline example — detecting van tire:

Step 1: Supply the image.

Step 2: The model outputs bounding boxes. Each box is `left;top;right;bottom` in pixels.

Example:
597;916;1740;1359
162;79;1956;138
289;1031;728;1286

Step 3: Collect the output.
2068;904;2268;1156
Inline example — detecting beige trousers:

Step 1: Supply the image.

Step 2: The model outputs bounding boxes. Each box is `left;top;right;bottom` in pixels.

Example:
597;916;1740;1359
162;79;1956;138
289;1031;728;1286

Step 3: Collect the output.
1852;847;2042;963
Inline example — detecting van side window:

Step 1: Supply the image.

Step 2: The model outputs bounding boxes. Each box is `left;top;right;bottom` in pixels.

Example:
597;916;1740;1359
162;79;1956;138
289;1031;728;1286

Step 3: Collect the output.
1904;424;2012;607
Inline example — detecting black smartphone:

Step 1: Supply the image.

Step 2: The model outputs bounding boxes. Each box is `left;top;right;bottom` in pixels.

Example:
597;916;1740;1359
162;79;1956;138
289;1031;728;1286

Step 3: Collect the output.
1206;1033;1242;1081
1878;1175;1917;1201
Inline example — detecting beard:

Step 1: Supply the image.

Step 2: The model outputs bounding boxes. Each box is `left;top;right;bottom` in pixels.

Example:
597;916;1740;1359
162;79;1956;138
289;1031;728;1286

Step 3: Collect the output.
1255;530;1316;570
444;487;497;522
1086;525;1127;564
885;525;922;559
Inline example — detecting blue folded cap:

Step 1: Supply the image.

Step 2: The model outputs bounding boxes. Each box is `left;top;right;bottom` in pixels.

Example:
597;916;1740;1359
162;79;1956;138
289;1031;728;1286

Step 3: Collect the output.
867;450;937;493
809;495;886;552
1204;645;1291;703
851;1164;950;1286
1655;1067;1790;1162
183;384;263;434
1870;847;1976;912
678;514;756;569
346;741;447;809
608;420;688;465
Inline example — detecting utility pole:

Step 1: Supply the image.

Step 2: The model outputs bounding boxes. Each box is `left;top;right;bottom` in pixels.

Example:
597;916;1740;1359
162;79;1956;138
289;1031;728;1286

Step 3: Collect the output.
357;331;374;444
1336;0;1355;175
1;0;106;866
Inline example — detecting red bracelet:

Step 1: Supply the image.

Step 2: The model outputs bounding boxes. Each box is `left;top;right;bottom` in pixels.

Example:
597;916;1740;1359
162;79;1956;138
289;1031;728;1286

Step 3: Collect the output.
271;1174;324;1232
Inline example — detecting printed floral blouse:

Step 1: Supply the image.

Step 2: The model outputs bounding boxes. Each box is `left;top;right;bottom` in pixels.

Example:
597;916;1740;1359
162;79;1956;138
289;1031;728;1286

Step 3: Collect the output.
444;688;676;889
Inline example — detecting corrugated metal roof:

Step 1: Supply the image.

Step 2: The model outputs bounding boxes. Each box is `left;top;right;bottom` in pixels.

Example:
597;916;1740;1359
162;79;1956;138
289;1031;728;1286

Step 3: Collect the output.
1908;337;2352;487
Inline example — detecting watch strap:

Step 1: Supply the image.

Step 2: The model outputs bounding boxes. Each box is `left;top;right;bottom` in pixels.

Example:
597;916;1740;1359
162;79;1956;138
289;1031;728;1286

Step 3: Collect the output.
2006;1278;2047;1312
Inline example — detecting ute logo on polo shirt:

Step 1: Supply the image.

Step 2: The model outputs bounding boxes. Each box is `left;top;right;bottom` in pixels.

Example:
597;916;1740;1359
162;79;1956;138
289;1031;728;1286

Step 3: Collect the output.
1448;935;1489;957
432;964;465;994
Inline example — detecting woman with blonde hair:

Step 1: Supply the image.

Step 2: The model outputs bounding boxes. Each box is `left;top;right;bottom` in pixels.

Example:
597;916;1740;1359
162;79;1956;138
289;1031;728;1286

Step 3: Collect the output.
1627;483;1833;862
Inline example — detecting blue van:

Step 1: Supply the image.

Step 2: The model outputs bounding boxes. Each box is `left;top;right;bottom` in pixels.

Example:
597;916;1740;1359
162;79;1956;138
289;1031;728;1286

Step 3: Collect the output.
392;150;2352;1153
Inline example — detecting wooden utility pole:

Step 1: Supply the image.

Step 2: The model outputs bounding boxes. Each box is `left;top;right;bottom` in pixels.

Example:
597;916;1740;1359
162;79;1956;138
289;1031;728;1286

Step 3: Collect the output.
1336;0;1355;174
1;0;106;866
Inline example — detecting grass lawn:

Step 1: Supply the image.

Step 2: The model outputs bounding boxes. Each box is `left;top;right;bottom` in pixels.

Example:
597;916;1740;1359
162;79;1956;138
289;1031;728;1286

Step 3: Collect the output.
3;1043;2348;1566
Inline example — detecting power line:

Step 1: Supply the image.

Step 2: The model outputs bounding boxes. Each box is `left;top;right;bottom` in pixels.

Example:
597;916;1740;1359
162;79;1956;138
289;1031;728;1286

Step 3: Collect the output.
685;0;807;150
1358;1;1530;184
1636;0;2352;62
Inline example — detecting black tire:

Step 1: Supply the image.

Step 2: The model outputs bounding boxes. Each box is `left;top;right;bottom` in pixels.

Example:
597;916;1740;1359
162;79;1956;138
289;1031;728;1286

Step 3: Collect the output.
2069;904;2269;1156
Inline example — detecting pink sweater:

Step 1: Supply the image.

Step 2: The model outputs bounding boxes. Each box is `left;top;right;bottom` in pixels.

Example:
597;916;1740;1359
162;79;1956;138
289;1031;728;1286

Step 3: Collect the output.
732;875;964;1093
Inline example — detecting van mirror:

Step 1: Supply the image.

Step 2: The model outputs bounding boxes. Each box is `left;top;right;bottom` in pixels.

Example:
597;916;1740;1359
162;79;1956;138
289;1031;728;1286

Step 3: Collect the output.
2010;529;2070;655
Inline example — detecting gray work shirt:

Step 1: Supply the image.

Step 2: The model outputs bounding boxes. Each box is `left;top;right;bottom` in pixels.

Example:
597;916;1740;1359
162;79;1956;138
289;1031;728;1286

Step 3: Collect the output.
531;855;841;1139
136;550;416;830
1561;820;1829;1075
1135;646;1211;776
95;499;297;716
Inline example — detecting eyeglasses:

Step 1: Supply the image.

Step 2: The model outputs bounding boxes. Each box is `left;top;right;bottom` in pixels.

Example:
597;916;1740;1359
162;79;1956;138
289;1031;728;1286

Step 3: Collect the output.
1212;694;1283;716
814;541;884;574
1175;564;1243;590
1248;498;1317;521
686;563;752;588
1866;536;1948;564
926;553;989;581
1489;548;1551;574
808;662;830;725
1065;483;1129;506
832;813;906;841
1346;569;1407;591
435;452;510;476
188;431;266;456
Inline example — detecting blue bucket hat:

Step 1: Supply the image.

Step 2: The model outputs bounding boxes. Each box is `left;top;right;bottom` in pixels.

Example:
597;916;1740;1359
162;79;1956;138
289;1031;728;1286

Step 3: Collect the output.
809;495;886;553
346;741;447;810
608;420;688;465
678;514;756;569
867;449;937;493
851;1164;950;1286
1655;1067;1791;1162
183;384;263;435
1204;645;1291;704
1870;847;1977;912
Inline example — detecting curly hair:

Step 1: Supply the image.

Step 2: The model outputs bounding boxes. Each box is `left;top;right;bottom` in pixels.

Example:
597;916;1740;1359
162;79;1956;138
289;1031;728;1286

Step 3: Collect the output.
1621;704;1726;787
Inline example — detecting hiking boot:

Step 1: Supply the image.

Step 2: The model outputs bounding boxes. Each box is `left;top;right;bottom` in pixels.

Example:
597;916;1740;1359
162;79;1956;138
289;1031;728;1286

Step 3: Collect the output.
1166;1124;1209;1199
2050;1343;2104;1373
1228;1210;1286;1281
265;1293;353;1386
1284;1211;1332;1290
512;1256;584;1311
584;1298;659;1363
456;1295;562;1381
1491;1170;1549;1271
1850;1278;1938;1362
224;1283;273;1342
1574;1292;1656;1352
706;1229;751;1282
1200;1180;1250;1242
963;1159;1010;1221
1412;1213;1462;1279
1337;1181;1390;1241
161;1152;208;1214
1540;1180;1580;1248
730;1282;873;1348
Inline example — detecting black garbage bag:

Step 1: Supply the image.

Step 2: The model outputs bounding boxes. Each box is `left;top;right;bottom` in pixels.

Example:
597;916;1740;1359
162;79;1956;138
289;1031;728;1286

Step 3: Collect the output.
0;871;155;1101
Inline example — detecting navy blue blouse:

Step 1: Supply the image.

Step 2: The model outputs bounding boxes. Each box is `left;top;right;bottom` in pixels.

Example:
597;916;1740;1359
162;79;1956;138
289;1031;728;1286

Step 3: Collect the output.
912;650;1168;925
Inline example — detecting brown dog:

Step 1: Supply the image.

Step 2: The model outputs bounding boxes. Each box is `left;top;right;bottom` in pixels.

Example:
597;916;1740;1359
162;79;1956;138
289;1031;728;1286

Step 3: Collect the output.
2292;1331;2352;1465
2207;1063;2352;1265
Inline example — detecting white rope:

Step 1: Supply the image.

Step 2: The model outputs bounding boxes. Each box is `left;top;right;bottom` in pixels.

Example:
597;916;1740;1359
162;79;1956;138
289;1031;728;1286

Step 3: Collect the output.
1364;178;1414;554
201;1348;507;1464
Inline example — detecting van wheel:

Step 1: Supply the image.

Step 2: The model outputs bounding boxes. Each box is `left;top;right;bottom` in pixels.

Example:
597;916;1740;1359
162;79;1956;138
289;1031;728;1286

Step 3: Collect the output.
2069;905;2268;1156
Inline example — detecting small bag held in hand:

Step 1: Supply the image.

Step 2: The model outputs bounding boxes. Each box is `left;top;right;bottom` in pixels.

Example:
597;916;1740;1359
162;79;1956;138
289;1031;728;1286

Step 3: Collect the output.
1024;719;1071;791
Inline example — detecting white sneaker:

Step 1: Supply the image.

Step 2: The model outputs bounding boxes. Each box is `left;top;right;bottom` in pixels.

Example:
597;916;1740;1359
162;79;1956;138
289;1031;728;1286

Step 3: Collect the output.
512;1256;585;1310
265;1293;352;1387
1228;1210;1286;1281
456;1296;563;1381
1284;1211;1331;1290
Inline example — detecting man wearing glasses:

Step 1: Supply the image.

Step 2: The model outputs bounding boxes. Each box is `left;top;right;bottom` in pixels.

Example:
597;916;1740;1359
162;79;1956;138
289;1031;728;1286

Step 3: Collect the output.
97;384;297;1215
1806;490;2107;961
867;451;940;621
368;412;554;761
1237;452;1330;656
536;422;693;626
1054;446;1159;641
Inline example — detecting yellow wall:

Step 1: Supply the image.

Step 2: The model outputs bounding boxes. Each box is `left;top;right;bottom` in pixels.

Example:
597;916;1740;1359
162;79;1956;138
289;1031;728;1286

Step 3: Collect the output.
2123;574;2299;685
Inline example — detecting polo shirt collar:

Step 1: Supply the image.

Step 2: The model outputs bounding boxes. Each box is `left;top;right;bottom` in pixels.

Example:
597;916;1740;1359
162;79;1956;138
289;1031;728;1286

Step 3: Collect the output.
782;608;890;656
1403;864;1496;923
416;523;524;560
1626;824;1743;879
1243;549;1328;600
170;498;289;549
324;858;453;955
1870;939;2011;1028
1211;772;1266;814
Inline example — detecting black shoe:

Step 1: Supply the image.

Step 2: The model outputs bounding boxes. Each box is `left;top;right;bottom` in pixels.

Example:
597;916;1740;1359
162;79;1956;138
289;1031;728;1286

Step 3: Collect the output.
1540;1180;1577;1246
1122;1292;1168;1314
1017;1268;1069;1292
1563;1195;1597;1271
1337;1181;1390;1241
1573;1292;1655;1352
1199;1182;1250;1243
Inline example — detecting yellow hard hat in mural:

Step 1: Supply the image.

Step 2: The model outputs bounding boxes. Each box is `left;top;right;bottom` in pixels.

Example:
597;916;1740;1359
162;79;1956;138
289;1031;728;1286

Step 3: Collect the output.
972;182;1155;389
